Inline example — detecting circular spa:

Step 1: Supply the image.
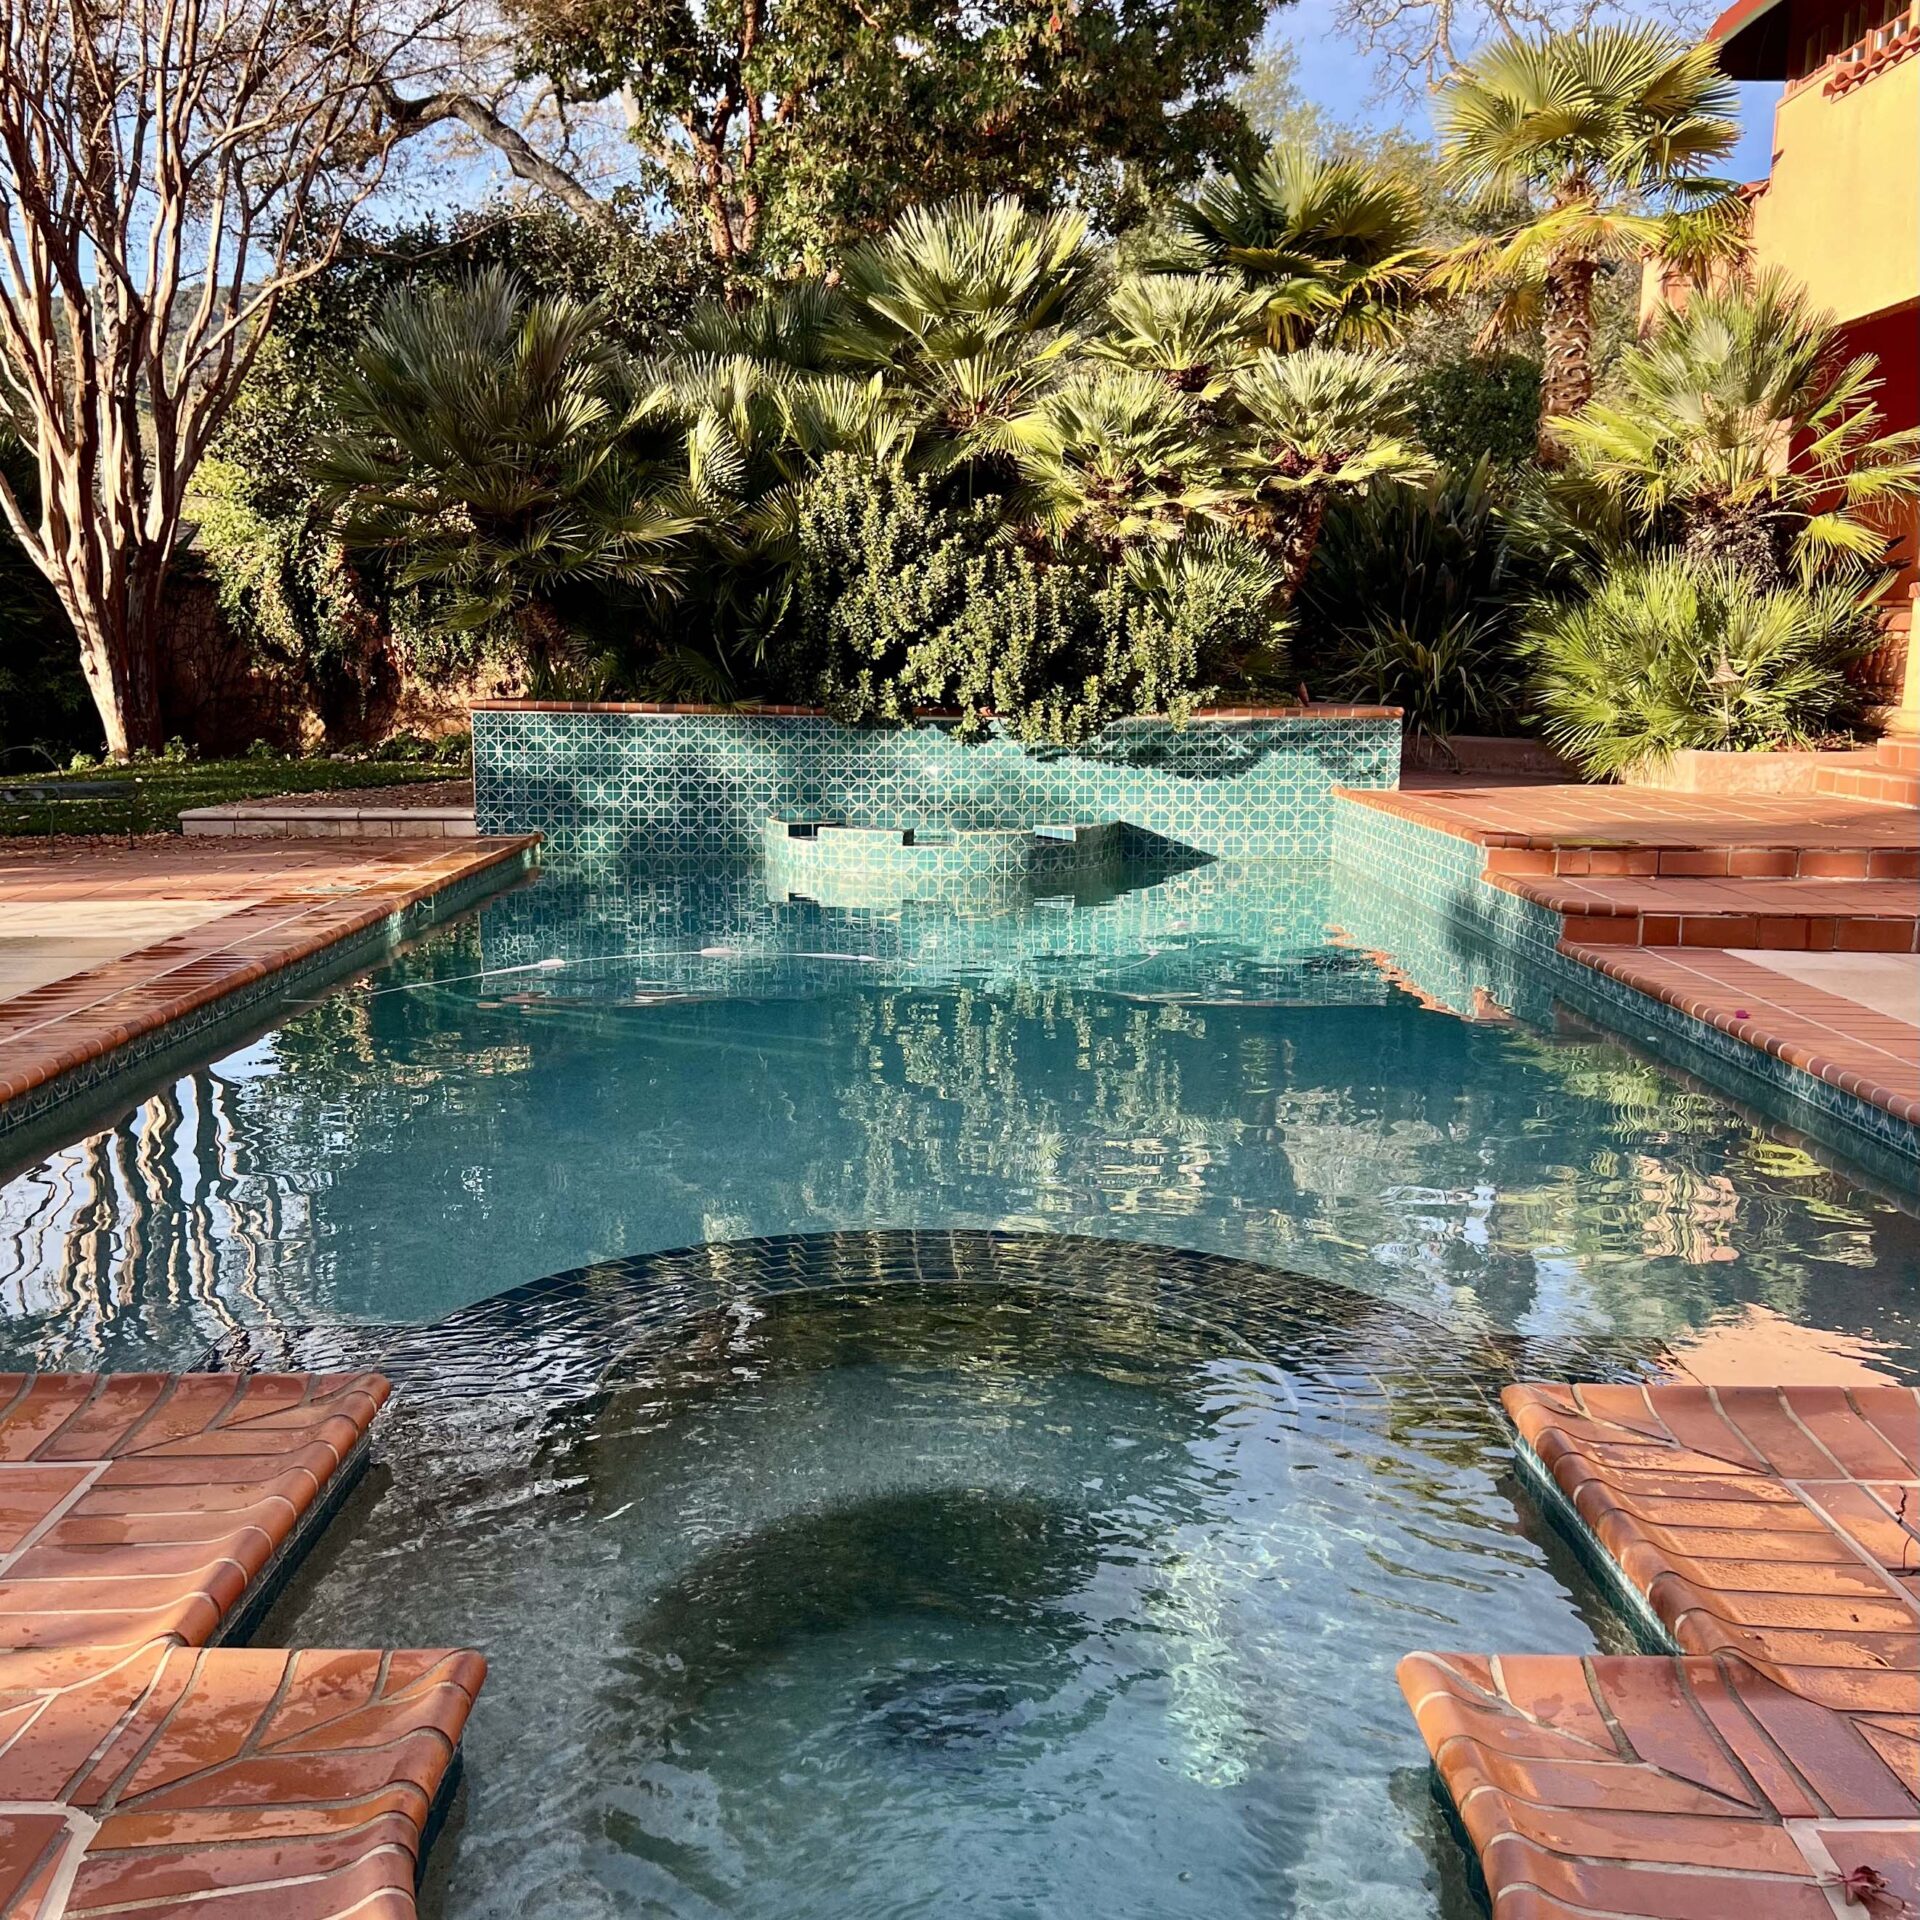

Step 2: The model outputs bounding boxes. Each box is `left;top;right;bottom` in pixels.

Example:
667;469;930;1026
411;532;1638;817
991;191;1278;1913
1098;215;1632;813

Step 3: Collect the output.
259;1233;1629;1920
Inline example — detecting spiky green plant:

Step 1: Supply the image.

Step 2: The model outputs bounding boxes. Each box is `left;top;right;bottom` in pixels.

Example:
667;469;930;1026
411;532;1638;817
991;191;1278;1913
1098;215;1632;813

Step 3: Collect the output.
1019;366;1226;556
1226;348;1434;595
1526;558;1874;776
1091;273;1269;397
1555;269;1920;583
315;269;689;672
1164;145;1436;350
833;198;1106;485
1301;457;1536;735
1435;28;1743;452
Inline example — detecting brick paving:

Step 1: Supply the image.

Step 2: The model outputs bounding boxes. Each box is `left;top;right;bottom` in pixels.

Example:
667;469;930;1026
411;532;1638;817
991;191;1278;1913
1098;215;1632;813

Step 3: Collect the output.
0;1373;484;1917
1338;783;1920;1130
0;835;537;1121
1401;1383;1920;1920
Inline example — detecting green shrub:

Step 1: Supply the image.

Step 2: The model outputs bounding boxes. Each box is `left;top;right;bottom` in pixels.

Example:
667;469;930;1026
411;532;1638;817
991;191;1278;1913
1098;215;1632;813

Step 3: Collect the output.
1408;353;1541;470
789;455;1280;745
1330;611;1515;742
1298;457;1535;734
1526;558;1875;778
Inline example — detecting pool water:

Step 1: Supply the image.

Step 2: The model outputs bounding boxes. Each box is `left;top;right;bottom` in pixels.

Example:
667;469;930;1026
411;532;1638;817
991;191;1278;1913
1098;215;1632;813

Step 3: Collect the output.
2;858;1914;1375
258;1259;1625;1920
5;851;1917;1918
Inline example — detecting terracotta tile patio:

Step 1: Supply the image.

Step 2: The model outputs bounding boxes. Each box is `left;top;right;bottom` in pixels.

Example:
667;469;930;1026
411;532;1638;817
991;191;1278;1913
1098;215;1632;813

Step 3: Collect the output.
0;1371;483;1918
1401;1382;1920;1920
0;835;538;1124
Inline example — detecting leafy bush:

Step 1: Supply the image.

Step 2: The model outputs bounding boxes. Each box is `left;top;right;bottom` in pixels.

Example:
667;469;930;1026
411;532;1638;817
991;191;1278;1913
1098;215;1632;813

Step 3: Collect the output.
1297;458;1536;733
1408;352;1541;470
789;455;1283;745
1526;558;1875;777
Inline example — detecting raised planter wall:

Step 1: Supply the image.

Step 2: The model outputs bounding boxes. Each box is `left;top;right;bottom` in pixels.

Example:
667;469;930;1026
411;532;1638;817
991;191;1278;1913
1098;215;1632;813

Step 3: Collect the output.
472;702;1402;862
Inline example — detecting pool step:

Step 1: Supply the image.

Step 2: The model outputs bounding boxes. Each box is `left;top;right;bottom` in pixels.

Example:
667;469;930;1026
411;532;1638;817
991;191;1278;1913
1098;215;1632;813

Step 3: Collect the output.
1489;870;1920;950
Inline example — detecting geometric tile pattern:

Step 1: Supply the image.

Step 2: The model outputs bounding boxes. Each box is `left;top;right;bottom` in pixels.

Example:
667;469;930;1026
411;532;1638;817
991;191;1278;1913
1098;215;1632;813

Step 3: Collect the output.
761;816;1134;909
471;702;1401;862
1400;1381;1920;1920
0;1373;391;1651
0;1639;484;1919
1398;1650;1919;1920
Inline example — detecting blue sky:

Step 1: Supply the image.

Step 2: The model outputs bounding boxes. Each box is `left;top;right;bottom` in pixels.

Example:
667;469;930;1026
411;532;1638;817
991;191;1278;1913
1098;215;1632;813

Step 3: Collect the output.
1274;0;1783;182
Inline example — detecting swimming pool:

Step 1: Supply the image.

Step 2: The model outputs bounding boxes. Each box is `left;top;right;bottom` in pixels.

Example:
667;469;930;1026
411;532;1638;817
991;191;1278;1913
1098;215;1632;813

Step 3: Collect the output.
2;853;1916;1917
4;858;1913;1376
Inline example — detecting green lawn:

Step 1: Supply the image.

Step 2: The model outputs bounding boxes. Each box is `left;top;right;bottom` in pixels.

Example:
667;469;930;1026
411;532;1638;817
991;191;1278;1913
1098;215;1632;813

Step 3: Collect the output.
0;757;465;837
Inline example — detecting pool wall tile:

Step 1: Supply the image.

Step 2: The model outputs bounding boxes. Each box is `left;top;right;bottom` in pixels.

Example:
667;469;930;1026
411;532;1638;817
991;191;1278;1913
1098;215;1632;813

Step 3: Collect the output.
473;707;1401;863
1330;800;1920;1183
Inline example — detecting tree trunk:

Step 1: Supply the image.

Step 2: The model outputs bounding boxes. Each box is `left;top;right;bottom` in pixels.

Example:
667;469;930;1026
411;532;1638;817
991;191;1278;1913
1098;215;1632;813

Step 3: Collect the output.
1538;257;1599;463
61;554;169;759
1272;489;1331;606
1682;501;1788;587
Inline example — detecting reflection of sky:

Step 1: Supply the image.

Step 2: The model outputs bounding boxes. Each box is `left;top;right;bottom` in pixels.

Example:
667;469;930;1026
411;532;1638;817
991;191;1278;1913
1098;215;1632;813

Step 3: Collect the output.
1271;0;1783;183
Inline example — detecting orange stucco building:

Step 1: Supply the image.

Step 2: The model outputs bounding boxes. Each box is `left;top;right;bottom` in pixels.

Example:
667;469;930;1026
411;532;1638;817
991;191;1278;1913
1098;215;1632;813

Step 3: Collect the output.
1711;0;1920;730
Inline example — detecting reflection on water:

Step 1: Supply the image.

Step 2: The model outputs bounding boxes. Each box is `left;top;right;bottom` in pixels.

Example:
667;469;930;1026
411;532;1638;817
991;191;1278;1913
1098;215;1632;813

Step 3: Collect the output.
0;858;1914;1374
261;1280;1618;1920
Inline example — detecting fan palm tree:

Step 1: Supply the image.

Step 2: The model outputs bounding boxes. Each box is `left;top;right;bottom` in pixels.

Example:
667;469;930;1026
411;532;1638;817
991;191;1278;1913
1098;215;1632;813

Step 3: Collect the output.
1091;274;1269;399
1018;366;1227;557
1434;27;1744;456
315;270;689;674
1555;269;1920;583
1225;348;1434;597
833;197;1106;486
1164;145;1436;351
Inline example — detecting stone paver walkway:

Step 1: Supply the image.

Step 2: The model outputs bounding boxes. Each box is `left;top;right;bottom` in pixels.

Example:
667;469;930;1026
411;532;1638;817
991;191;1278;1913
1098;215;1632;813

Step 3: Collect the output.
0;1373;484;1918
1402;1383;1920;1919
0;836;537;1126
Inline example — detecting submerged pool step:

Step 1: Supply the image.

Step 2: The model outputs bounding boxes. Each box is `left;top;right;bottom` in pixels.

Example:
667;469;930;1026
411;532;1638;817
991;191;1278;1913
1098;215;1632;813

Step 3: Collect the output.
1488;870;1920;951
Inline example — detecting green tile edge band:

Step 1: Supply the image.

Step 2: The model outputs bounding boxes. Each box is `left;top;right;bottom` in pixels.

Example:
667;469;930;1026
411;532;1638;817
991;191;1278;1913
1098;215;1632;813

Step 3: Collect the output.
1510;1431;1680;1656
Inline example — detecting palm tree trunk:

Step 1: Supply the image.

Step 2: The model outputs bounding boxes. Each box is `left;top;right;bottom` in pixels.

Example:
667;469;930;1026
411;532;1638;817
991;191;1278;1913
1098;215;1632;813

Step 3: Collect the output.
1538;257;1598;462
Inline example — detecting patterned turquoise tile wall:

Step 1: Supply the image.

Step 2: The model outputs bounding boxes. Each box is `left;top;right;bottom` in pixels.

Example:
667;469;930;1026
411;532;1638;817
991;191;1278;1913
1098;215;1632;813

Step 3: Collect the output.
473;709;1400;862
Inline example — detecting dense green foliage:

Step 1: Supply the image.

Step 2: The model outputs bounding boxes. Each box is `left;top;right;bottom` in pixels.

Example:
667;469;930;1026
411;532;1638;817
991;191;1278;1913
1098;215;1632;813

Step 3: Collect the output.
1527;560;1875;776
1299;460;1538;737
519;0;1269;269
313;195;1426;743
1556;271;1920;583
1;25;1874;777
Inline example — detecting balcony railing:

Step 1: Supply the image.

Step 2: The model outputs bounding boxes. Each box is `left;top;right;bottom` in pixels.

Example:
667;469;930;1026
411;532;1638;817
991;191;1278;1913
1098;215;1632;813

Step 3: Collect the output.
1786;0;1920;93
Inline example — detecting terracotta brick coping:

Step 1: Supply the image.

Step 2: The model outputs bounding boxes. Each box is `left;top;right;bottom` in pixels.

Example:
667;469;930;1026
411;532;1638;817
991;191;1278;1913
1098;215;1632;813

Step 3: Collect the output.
0;835;538;1127
1400;1381;1919;1920
1337;781;1920;852
471;698;1404;721
1569;945;1920;1127
0;1372;392;1651
0;1642;484;1919
0;1373;486;1918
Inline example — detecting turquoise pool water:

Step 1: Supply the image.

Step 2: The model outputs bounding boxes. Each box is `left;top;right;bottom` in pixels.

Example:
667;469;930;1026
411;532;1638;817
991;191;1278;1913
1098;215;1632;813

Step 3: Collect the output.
2;858;1914;1375
260;1242;1626;1920
5;852;1917;1918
